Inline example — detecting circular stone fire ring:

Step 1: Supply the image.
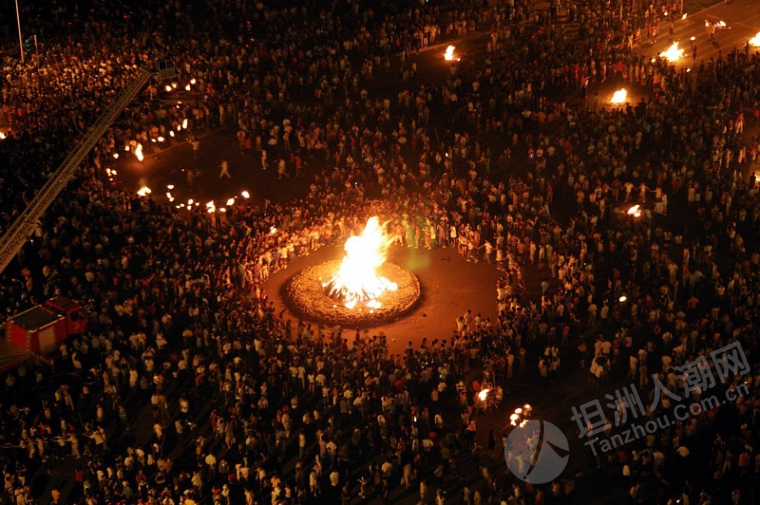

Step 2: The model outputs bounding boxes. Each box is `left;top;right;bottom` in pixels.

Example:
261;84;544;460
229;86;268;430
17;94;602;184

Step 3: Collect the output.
284;260;421;328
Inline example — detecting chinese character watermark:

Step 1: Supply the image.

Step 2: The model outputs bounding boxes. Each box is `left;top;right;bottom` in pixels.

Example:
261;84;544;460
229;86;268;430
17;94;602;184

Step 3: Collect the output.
571;342;751;456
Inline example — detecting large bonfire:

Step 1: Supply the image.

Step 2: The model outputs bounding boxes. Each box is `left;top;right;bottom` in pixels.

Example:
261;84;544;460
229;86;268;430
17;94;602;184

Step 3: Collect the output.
323;217;398;309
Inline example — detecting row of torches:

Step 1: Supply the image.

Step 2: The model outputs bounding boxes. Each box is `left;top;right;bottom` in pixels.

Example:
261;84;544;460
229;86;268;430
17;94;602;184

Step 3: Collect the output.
2;34;760;142
136;186;254;214
658;27;760;64
610;28;760;106
1;78;198;143
474;388;533;427
164;78;197;93
121;118;189;162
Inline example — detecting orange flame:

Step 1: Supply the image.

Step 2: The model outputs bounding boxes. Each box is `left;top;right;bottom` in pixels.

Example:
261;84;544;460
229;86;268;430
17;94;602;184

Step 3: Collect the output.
323;217;398;309
611;89;628;104
659;42;684;62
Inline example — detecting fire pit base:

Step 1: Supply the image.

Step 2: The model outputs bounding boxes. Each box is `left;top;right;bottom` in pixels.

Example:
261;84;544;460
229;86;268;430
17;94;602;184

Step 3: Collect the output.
284;260;421;328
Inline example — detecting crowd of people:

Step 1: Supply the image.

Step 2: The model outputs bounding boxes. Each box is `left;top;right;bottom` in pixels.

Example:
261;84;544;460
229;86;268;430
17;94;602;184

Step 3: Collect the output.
1;0;760;504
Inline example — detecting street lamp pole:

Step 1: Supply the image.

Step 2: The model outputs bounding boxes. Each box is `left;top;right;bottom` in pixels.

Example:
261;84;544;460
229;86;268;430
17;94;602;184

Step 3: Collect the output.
15;0;25;64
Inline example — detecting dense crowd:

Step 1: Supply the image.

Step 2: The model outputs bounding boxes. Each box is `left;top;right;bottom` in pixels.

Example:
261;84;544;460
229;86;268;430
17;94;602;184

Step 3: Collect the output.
1;0;760;504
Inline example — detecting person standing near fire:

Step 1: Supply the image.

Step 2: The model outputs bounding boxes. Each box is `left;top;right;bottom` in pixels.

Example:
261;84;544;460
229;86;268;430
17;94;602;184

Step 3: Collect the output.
278;158;290;179
190;135;200;160
219;159;231;179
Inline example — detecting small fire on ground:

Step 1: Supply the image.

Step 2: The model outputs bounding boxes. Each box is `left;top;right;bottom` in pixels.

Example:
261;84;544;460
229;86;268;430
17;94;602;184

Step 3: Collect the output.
509;404;533;428
750;32;760;47
323;217;398;310
659;42;684;62
444;45;460;61
611;89;628;104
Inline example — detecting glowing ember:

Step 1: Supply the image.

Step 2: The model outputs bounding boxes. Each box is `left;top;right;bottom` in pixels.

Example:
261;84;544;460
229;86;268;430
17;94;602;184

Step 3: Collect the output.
112;153;119;159
241;190;250;199
627;205;642;218
165;85;172;92
444;45;457;61
182;119;188;129
611;89;628;104
137;186;151;197
478;389;490;402
323;217;398;309
269;226;277;235
750;32;760;47
134;143;144;162
185;84;191;91
659;42;684;62
226;198;235;206
509;404;533;427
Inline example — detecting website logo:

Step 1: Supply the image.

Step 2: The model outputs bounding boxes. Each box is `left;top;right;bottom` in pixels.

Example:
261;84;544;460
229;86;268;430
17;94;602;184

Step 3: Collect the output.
505;420;569;484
